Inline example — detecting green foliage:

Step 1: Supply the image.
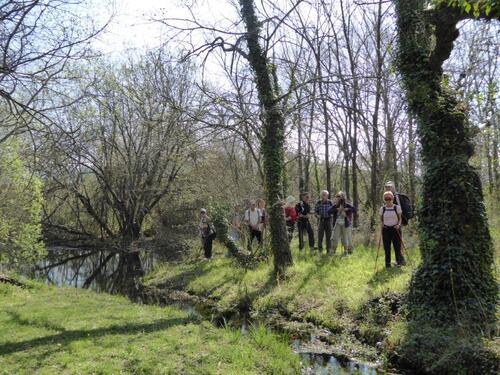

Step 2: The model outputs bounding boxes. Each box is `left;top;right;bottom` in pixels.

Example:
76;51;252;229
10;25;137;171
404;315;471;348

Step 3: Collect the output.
209;202;240;255
397;324;499;374
0;280;300;374
0;142;45;267
432;0;499;18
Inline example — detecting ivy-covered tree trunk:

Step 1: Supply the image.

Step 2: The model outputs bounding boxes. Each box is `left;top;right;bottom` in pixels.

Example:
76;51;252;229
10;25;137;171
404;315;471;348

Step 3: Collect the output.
394;1;498;373
239;0;292;276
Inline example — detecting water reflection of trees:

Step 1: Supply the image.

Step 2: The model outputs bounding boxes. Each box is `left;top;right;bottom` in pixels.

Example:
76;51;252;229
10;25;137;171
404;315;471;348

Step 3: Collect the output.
36;248;160;296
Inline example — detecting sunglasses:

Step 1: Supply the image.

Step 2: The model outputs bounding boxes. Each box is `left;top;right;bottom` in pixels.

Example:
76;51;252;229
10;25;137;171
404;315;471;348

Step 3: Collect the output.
384;197;393;201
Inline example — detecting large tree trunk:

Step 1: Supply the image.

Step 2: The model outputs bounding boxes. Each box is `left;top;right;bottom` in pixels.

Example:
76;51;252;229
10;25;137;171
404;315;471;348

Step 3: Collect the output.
240;0;292;276
394;1;498;372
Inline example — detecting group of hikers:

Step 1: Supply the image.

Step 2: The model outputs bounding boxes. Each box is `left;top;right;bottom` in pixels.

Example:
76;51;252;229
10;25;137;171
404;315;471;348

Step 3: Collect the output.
199;181;413;269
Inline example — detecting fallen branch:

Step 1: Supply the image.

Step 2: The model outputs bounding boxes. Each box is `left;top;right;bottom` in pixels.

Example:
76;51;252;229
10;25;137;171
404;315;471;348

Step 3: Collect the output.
0;275;26;288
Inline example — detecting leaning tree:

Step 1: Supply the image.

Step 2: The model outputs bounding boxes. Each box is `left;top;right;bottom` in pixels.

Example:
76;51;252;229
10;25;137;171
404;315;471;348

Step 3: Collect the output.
393;0;498;373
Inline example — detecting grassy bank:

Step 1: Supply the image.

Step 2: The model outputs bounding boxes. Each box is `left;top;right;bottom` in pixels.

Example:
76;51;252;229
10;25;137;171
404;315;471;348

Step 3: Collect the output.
0;280;299;374
143;208;500;367
144;240;421;362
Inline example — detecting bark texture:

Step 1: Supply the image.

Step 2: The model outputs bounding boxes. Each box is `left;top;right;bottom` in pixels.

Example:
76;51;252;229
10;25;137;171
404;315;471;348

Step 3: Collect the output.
394;1;498;373
239;0;293;276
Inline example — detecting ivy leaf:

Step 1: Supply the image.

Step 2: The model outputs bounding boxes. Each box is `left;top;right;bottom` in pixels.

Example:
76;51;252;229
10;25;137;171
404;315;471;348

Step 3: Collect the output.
464;1;472;14
473;2;480;17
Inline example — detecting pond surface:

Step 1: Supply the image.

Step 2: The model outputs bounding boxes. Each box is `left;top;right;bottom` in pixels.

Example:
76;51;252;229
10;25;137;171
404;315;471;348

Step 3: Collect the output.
35;247;160;293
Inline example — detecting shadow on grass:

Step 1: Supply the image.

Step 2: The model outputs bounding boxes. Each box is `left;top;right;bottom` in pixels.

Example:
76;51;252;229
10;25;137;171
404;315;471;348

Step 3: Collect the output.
293;255;333;293
368;267;405;287
0;316;192;356
4;310;66;332
155;258;234;291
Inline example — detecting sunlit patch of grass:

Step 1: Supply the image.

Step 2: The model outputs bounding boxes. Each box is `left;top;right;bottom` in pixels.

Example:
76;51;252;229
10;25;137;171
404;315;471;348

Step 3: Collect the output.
0;281;299;374
144;238;420;353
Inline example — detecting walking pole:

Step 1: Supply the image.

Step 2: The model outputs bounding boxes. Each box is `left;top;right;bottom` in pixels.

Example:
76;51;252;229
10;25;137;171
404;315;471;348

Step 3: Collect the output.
374;228;382;274
396;229;413;266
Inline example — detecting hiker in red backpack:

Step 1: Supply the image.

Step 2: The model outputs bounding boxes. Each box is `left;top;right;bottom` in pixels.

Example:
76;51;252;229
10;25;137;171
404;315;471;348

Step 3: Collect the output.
284;195;297;242
380;191;406;268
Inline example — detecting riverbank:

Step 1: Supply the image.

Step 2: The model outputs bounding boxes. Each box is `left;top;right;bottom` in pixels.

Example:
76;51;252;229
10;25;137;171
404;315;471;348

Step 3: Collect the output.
142;242;420;368
0;278;300;374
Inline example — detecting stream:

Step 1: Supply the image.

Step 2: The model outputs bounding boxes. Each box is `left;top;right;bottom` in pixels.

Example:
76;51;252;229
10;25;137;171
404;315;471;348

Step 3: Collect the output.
35;247;383;374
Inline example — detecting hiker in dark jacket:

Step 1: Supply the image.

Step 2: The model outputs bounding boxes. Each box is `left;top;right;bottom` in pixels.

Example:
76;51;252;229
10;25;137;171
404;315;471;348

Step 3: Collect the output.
295;192;315;251
199;208;216;259
330;191;357;255
315;190;334;255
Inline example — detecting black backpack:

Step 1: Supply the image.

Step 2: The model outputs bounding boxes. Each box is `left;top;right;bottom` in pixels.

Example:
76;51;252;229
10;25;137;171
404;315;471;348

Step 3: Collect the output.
396;193;414;225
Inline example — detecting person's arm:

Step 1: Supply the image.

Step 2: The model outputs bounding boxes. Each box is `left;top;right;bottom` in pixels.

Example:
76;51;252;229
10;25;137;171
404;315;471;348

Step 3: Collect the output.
244;210;250;226
328;203;336;215
395;206;402;228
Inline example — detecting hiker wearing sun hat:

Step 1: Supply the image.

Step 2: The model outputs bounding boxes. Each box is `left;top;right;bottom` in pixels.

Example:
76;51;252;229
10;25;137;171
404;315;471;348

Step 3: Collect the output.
380;191;406;268
284;195;297;242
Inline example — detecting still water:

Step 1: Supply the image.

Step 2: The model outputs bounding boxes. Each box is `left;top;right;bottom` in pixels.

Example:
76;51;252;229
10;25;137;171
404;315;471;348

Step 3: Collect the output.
36;247;159;293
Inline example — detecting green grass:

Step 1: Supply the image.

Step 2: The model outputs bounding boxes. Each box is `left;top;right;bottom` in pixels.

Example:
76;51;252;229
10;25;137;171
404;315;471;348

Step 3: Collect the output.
0;281;300;374
147;240;417;306
145;210;500;363
145;239;421;355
